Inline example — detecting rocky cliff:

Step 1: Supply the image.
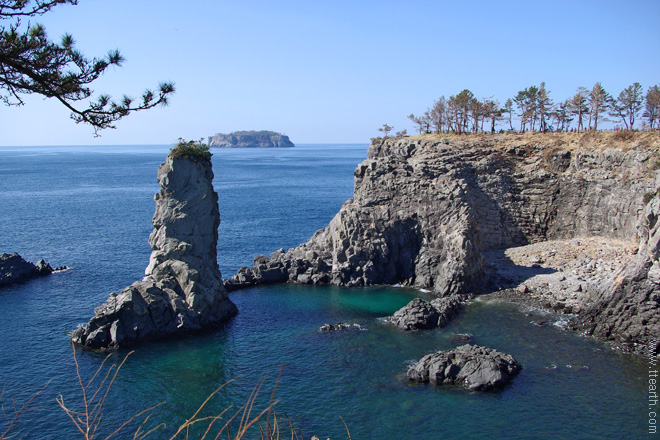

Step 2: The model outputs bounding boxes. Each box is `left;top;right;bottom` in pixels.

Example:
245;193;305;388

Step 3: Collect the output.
568;192;660;354
227;132;660;354
208;130;294;148
73;153;237;349
228;133;658;292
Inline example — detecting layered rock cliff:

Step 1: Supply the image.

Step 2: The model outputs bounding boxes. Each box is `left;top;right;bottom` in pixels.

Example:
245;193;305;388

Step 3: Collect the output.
208;130;294;148
228;133;658;293
73;153;237;349
568;192;660;354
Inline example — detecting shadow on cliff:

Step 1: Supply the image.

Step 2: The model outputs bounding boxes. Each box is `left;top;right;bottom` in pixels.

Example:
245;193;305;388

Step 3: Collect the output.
477;248;557;294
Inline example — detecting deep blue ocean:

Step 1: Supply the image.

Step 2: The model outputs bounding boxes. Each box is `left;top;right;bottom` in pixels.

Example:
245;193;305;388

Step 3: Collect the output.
0;144;650;439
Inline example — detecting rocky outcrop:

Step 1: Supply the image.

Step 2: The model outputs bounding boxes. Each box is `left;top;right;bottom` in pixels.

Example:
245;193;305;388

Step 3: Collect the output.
0;253;63;287
208;130;294;148
569;194;660;355
388;296;463;330
407;344;522;391
72;154;237;349
229;134;657;298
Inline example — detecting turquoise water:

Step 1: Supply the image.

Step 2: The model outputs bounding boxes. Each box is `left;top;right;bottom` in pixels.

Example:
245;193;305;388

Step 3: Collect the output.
0;144;650;439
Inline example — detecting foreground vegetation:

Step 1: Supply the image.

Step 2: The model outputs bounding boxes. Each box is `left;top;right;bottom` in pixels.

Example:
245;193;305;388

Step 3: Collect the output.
1;345;351;440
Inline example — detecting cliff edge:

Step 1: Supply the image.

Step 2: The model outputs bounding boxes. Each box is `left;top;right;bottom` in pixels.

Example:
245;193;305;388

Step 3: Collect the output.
208;130;294;148
73;153;237;349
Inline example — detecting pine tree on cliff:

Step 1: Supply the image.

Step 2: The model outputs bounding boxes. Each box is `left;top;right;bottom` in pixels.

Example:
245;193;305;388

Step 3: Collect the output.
644;85;660;130
609;82;644;130
0;0;175;134
587;82;610;131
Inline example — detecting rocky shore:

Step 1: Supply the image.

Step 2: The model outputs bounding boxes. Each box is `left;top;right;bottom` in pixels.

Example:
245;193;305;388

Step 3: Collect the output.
0;253;66;287
227;132;660;355
72;152;237;349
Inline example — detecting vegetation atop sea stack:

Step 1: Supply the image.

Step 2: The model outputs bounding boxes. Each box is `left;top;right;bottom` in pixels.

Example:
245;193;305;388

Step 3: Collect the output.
169;138;212;162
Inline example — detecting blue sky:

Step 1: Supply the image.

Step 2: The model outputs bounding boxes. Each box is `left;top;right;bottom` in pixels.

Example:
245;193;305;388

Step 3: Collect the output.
1;0;659;145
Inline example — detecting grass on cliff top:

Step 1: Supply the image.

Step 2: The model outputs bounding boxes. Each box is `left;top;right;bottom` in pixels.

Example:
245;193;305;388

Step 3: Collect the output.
404;130;660;152
169;138;212;162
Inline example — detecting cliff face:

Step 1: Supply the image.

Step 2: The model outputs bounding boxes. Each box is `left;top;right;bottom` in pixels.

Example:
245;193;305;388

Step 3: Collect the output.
229;133;658;296
208;130;294;148
73;155;237;349
569;193;660;354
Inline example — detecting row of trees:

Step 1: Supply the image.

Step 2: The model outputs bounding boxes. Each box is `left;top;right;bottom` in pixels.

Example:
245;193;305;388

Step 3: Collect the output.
406;82;660;135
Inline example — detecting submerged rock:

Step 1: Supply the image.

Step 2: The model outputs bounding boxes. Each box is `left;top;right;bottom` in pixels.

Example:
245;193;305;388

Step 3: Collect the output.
0;253;66;287
72;153;237;349
319;322;364;331
407;344;522;391
388;296;463;330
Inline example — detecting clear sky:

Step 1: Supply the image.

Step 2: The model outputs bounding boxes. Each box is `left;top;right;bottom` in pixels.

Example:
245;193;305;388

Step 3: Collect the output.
1;0;659;145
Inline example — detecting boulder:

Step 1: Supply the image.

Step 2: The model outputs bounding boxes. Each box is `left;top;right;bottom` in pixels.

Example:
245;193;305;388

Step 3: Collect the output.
388;296;463;330
407;344;522;391
72;153;237;349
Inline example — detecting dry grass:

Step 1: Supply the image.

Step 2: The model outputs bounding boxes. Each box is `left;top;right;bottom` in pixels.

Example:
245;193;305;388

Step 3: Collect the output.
54;343;298;440
1;345;353;440
406;130;660;153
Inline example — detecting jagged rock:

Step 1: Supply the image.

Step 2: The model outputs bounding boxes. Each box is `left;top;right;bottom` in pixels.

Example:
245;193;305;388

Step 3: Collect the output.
388;296;463;330
0;253;64;287
207;130;294;148
407;344;522;391
569;194;660;355
72;153;237;349
230;135;656;298
319;322;364;331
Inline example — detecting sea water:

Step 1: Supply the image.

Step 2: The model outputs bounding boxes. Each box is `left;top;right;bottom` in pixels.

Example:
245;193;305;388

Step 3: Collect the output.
0;144;649;439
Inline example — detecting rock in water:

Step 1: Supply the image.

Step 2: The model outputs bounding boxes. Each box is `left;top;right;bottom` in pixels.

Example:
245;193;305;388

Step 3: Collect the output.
388;296;463;330
0;253;55;287
407;344;522;391
72;154;237;349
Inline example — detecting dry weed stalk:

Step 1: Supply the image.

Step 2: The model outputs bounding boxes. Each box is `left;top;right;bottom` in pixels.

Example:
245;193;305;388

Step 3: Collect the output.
0;383;47;440
55;342;297;440
56;343;164;440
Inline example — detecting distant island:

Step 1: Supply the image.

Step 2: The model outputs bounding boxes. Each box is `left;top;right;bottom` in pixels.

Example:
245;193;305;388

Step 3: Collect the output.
207;130;295;148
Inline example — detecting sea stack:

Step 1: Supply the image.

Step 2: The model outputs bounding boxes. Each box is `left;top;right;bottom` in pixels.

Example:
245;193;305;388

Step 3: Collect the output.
72;151;237;349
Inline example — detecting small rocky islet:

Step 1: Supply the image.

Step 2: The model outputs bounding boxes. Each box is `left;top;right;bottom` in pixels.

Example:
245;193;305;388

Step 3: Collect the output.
0;252;67;287
68;131;658;391
207;130;294;148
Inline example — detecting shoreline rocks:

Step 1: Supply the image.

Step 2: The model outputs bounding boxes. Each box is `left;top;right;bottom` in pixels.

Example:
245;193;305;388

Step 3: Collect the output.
0;253;67;287
72;153;237;349
407;344;522;391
